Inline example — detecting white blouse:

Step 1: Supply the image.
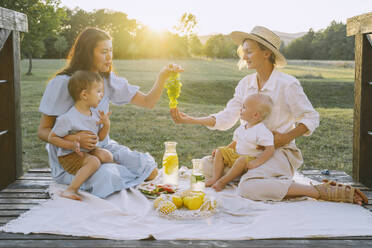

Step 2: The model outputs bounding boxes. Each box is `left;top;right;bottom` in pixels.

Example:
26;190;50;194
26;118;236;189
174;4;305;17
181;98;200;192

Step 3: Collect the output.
209;69;319;148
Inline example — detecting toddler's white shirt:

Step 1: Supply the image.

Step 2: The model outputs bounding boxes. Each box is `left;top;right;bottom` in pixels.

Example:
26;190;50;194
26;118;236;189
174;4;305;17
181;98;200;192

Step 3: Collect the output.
233;122;274;157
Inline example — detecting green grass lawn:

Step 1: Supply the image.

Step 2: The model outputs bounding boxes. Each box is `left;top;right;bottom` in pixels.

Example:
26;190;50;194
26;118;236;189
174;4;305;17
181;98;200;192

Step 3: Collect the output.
21;59;355;175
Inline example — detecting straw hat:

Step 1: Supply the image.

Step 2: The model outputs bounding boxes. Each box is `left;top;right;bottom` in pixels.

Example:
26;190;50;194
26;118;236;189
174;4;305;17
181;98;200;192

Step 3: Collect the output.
230;26;287;67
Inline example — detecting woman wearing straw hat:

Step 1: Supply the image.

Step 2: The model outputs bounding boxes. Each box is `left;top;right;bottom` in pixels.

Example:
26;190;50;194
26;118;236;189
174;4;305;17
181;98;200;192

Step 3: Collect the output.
170;26;368;205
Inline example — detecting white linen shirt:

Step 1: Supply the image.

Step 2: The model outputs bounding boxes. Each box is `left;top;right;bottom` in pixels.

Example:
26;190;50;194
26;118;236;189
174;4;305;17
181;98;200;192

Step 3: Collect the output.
233;122;274;157
209;69;319;148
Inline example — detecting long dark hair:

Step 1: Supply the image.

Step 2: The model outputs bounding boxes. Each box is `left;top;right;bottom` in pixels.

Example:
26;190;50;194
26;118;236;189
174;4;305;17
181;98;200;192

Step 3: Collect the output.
57;27;112;78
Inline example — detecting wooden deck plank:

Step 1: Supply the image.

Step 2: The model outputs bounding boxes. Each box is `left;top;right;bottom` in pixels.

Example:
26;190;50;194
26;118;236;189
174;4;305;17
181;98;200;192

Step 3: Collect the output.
1;239;372;248
27;168;51;173
0;210;26;216
18;176;52;181
0;188;48;193
0;199;47;204
0;204;38;210
0;216;17;224
6;180;51;189
0;233;97;240
0;192;50;199
20;173;52;178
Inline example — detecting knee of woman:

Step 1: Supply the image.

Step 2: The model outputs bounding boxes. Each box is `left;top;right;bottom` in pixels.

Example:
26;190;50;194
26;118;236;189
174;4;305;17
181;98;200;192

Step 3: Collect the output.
101;150;114;163
200;156;214;179
237;180;262;201
146;168;158;181
85;156;101;170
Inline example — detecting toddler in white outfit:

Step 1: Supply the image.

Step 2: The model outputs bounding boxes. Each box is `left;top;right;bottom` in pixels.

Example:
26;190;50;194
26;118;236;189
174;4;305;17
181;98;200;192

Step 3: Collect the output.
206;94;275;191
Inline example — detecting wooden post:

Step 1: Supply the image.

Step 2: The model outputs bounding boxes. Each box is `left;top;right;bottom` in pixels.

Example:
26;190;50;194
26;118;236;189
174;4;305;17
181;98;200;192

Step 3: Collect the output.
347;12;372;188
0;7;28;190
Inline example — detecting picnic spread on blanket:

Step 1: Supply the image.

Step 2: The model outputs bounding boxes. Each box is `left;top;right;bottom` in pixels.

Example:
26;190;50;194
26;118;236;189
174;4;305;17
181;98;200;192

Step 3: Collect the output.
2;141;372;240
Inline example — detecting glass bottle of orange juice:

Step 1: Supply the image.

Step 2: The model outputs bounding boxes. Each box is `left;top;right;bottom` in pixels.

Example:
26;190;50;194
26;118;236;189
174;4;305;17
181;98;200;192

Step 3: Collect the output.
162;141;179;186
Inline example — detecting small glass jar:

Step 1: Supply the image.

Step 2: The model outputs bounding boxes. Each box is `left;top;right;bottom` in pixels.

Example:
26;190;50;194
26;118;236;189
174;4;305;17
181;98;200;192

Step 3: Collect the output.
190;159;205;191
162;141;179;186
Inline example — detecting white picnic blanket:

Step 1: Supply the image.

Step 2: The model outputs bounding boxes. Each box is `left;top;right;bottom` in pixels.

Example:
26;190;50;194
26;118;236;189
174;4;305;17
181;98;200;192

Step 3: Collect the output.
2;168;372;240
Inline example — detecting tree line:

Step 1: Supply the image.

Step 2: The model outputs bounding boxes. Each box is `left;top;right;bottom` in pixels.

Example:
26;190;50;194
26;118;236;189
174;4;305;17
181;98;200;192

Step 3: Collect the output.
1;1;355;75
280;21;354;60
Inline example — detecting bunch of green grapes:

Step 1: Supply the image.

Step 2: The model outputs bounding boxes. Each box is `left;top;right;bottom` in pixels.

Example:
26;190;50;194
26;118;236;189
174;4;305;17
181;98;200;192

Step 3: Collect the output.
165;72;182;109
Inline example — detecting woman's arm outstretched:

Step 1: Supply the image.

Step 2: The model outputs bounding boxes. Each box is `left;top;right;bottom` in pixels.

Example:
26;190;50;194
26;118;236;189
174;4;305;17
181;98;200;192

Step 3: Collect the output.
131;64;184;109
170;107;216;127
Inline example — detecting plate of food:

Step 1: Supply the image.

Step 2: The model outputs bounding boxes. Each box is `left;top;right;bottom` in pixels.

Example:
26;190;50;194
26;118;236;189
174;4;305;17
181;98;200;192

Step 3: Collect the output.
137;182;176;198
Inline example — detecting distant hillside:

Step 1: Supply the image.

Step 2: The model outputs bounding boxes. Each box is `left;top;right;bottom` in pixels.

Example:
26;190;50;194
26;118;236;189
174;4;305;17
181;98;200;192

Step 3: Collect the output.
199;31;306;46
273;31;307;46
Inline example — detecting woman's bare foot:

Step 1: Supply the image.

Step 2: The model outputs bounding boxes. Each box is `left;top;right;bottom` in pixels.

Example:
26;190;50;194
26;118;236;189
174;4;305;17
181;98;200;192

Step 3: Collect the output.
205;178;218;187
212;180;227;192
61;189;82;201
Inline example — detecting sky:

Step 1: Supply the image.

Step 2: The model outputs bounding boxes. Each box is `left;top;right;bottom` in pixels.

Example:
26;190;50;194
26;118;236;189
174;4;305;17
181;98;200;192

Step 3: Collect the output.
60;0;372;35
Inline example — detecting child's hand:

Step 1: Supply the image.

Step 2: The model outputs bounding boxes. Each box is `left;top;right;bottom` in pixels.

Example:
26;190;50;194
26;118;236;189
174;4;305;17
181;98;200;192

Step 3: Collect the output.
211;149;217;157
73;137;84;157
97;110;112;127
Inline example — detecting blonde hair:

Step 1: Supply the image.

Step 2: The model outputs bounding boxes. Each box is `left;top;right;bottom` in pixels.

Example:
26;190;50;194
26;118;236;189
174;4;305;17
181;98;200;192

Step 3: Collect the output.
68;70;103;102
237;39;276;70
246;94;273;120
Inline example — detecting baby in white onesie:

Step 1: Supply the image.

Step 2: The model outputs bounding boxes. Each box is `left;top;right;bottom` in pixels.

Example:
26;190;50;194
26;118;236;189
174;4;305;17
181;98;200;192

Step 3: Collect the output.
206;94;275;191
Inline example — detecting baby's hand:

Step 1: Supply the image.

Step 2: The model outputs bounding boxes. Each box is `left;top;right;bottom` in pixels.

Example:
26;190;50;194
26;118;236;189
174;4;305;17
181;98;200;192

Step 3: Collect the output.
211;149;217;157
97;110;112;127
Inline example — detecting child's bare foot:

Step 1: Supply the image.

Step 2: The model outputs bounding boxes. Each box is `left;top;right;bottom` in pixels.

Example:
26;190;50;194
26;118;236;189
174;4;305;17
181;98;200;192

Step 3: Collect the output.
61;189;82;201
212;180;226;192
205;178;218;187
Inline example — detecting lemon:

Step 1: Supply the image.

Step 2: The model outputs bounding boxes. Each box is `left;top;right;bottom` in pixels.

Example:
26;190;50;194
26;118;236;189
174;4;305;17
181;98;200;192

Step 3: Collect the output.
182;194;204;210
182;196;192;208
162;155;178;175
158;200;177;215
153;196;168;209
186;195;204;210
172;195;183;208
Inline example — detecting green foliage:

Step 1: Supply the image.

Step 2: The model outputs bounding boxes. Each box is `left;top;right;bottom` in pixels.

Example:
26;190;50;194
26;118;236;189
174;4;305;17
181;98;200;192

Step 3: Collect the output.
174;13;197;37
189;35;203;56
1;0;67;74
283;21;354;60
204;34;238;58
54;36;68;58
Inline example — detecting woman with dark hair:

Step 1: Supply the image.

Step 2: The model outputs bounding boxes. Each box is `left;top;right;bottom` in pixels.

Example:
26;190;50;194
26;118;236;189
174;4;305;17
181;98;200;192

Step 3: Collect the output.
38;27;183;198
171;26;368;205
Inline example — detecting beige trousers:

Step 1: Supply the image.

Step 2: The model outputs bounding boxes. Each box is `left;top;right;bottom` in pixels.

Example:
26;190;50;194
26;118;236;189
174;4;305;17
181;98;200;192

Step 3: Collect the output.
201;146;303;201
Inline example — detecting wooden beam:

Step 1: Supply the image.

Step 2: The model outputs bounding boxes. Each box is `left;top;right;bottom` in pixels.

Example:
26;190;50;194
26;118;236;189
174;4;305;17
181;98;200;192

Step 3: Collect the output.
0;29;11;51
347;12;372;36
352;33;372;188
11;31;23;179
353;33;363;182
0;7;28;32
